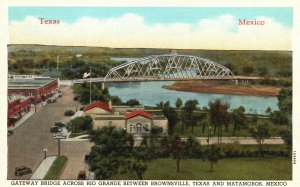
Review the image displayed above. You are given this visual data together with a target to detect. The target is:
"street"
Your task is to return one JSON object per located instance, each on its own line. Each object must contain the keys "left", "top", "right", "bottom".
{"left": 7, "top": 86, "right": 93, "bottom": 179}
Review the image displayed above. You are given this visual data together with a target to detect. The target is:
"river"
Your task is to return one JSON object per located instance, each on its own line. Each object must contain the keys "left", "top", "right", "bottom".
{"left": 106, "top": 81, "right": 278, "bottom": 115}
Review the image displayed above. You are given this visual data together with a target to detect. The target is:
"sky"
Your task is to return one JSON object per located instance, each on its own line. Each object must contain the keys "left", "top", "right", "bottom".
{"left": 9, "top": 7, "right": 293, "bottom": 50}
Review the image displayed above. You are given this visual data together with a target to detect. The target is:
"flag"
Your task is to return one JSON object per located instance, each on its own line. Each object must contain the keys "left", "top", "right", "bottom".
{"left": 83, "top": 71, "right": 91, "bottom": 78}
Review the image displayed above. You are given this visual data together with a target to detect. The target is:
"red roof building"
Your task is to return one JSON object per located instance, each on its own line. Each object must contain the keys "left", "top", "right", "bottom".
{"left": 8, "top": 78, "right": 58, "bottom": 104}
{"left": 8, "top": 96, "right": 31, "bottom": 127}
{"left": 84, "top": 101, "right": 112, "bottom": 112}
{"left": 124, "top": 110, "right": 153, "bottom": 120}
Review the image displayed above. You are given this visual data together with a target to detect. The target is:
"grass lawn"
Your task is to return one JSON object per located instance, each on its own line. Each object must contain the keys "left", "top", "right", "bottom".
{"left": 112, "top": 157, "right": 292, "bottom": 180}
{"left": 44, "top": 156, "right": 68, "bottom": 180}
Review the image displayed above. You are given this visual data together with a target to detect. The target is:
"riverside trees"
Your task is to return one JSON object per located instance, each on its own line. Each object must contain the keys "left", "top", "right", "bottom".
{"left": 209, "top": 99, "right": 230, "bottom": 143}
{"left": 250, "top": 122, "right": 271, "bottom": 159}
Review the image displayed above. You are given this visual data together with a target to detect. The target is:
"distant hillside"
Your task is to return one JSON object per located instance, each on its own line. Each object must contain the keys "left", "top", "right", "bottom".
{"left": 8, "top": 44, "right": 292, "bottom": 78}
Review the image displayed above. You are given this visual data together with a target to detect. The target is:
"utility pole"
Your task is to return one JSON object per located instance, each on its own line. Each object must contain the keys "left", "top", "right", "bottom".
{"left": 56, "top": 55, "right": 59, "bottom": 70}
{"left": 58, "top": 139, "right": 60, "bottom": 156}
{"left": 89, "top": 68, "right": 92, "bottom": 104}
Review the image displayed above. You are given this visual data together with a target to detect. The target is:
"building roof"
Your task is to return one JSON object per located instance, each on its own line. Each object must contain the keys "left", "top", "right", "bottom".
{"left": 124, "top": 110, "right": 153, "bottom": 120}
{"left": 8, "top": 78, "right": 57, "bottom": 89}
{"left": 8, "top": 95, "right": 30, "bottom": 103}
{"left": 83, "top": 101, "right": 112, "bottom": 112}
{"left": 94, "top": 116, "right": 124, "bottom": 120}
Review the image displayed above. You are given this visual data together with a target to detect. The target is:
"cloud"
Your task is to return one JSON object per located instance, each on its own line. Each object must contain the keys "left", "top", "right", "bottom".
{"left": 9, "top": 13, "right": 291, "bottom": 50}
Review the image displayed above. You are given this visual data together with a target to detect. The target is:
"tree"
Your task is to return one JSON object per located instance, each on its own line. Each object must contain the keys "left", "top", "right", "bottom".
{"left": 265, "top": 107, "right": 272, "bottom": 116}
{"left": 209, "top": 99, "right": 229, "bottom": 143}
{"left": 205, "top": 145, "right": 221, "bottom": 172}
{"left": 250, "top": 122, "right": 270, "bottom": 159}
{"left": 161, "top": 101, "right": 179, "bottom": 134}
{"left": 185, "top": 136, "right": 202, "bottom": 158}
{"left": 131, "top": 160, "right": 147, "bottom": 180}
{"left": 89, "top": 126, "right": 134, "bottom": 179}
{"left": 280, "top": 129, "right": 292, "bottom": 147}
{"left": 231, "top": 106, "right": 246, "bottom": 136}
{"left": 200, "top": 117, "right": 210, "bottom": 134}
{"left": 160, "top": 136, "right": 171, "bottom": 157}
{"left": 175, "top": 98, "right": 183, "bottom": 110}
{"left": 258, "top": 67, "right": 268, "bottom": 77}
{"left": 243, "top": 66, "right": 254, "bottom": 75}
{"left": 269, "top": 111, "right": 289, "bottom": 125}
{"left": 175, "top": 98, "right": 184, "bottom": 133}
{"left": 111, "top": 96, "right": 123, "bottom": 105}
{"left": 277, "top": 88, "right": 292, "bottom": 114}
{"left": 126, "top": 99, "right": 140, "bottom": 107}
{"left": 171, "top": 135, "right": 185, "bottom": 172}
{"left": 183, "top": 100, "right": 199, "bottom": 134}
{"left": 74, "top": 82, "right": 111, "bottom": 104}
{"left": 156, "top": 101, "right": 164, "bottom": 109}
{"left": 67, "top": 116, "right": 93, "bottom": 133}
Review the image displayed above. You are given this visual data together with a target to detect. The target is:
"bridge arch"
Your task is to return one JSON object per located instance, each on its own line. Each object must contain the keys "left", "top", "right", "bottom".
{"left": 104, "top": 52, "right": 235, "bottom": 81}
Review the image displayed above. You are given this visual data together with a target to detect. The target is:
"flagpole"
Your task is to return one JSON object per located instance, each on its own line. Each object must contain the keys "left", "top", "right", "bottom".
{"left": 89, "top": 67, "right": 92, "bottom": 104}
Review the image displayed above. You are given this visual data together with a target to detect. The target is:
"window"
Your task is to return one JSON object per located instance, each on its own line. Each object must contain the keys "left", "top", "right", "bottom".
{"left": 130, "top": 124, "right": 133, "bottom": 132}
{"left": 136, "top": 123, "right": 142, "bottom": 133}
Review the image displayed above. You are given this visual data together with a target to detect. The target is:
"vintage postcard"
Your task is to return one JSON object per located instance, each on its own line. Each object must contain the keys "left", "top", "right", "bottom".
{"left": 1, "top": 1, "right": 299, "bottom": 187}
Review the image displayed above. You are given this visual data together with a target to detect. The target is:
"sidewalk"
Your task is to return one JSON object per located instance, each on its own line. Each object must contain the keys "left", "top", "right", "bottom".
{"left": 8, "top": 109, "right": 35, "bottom": 131}
{"left": 30, "top": 156, "right": 57, "bottom": 180}
{"left": 62, "top": 134, "right": 90, "bottom": 142}
{"left": 8, "top": 93, "right": 62, "bottom": 131}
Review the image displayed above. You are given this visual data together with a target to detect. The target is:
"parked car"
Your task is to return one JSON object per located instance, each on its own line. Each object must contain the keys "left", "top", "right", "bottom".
{"left": 47, "top": 99, "right": 56, "bottom": 104}
{"left": 15, "top": 166, "right": 32, "bottom": 176}
{"left": 50, "top": 126, "right": 62, "bottom": 133}
{"left": 54, "top": 122, "right": 65, "bottom": 128}
{"left": 77, "top": 170, "right": 87, "bottom": 180}
{"left": 64, "top": 110, "right": 75, "bottom": 116}
{"left": 8, "top": 130, "right": 14, "bottom": 136}
{"left": 79, "top": 106, "right": 85, "bottom": 111}
{"left": 84, "top": 155, "right": 90, "bottom": 163}
{"left": 73, "top": 96, "right": 80, "bottom": 101}
{"left": 52, "top": 133, "right": 67, "bottom": 139}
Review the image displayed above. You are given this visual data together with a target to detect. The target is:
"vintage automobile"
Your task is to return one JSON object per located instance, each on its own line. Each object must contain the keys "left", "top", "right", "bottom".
{"left": 64, "top": 110, "right": 75, "bottom": 116}
{"left": 50, "top": 126, "right": 62, "bottom": 133}
{"left": 77, "top": 170, "right": 87, "bottom": 180}
{"left": 54, "top": 122, "right": 65, "bottom": 128}
{"left": 15, "top": 166, "right": 32, "bottom": 176}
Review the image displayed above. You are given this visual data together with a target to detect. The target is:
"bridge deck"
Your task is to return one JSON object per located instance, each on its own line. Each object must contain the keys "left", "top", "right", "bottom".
{"left": 71, "top": 76, "right": 264, "bottom": 84}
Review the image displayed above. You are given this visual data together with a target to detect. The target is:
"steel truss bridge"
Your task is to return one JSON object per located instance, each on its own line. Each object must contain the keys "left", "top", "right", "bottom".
{"left": 72, "top": 51, "right": 242, "bottom": 84}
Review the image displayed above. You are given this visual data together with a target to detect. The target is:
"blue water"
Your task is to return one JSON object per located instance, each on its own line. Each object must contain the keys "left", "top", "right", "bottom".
{"left": 111, "top": 57, "right": 137, "bottom": 62}
{"left": 106, "top": 81, "right": 278, "bottom": 115}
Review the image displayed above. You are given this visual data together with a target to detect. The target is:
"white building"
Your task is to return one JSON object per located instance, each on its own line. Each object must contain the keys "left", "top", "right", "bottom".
{"left": 83, "top": 101, "right": 168, "bottom": 134}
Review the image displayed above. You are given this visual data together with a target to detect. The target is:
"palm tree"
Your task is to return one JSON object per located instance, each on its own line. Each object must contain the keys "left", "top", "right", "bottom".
{"left": 171, "top": 135, "right": 185, "bottom": 172}
{"left": 175, "top": 98, "right": 183, "bottom": 133}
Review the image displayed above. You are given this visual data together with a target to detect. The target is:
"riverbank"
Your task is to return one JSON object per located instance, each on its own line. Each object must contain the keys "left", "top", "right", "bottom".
{"left": 162, "top": 81, "right": 280, "bottom": 97}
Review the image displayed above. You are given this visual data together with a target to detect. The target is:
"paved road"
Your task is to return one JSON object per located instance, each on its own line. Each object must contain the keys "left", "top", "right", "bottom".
{"left": 7, "top": 86, "right": 92, "bottom": 180}
{"left": 60, "top": 141, "right": 93, "bottom": 179}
